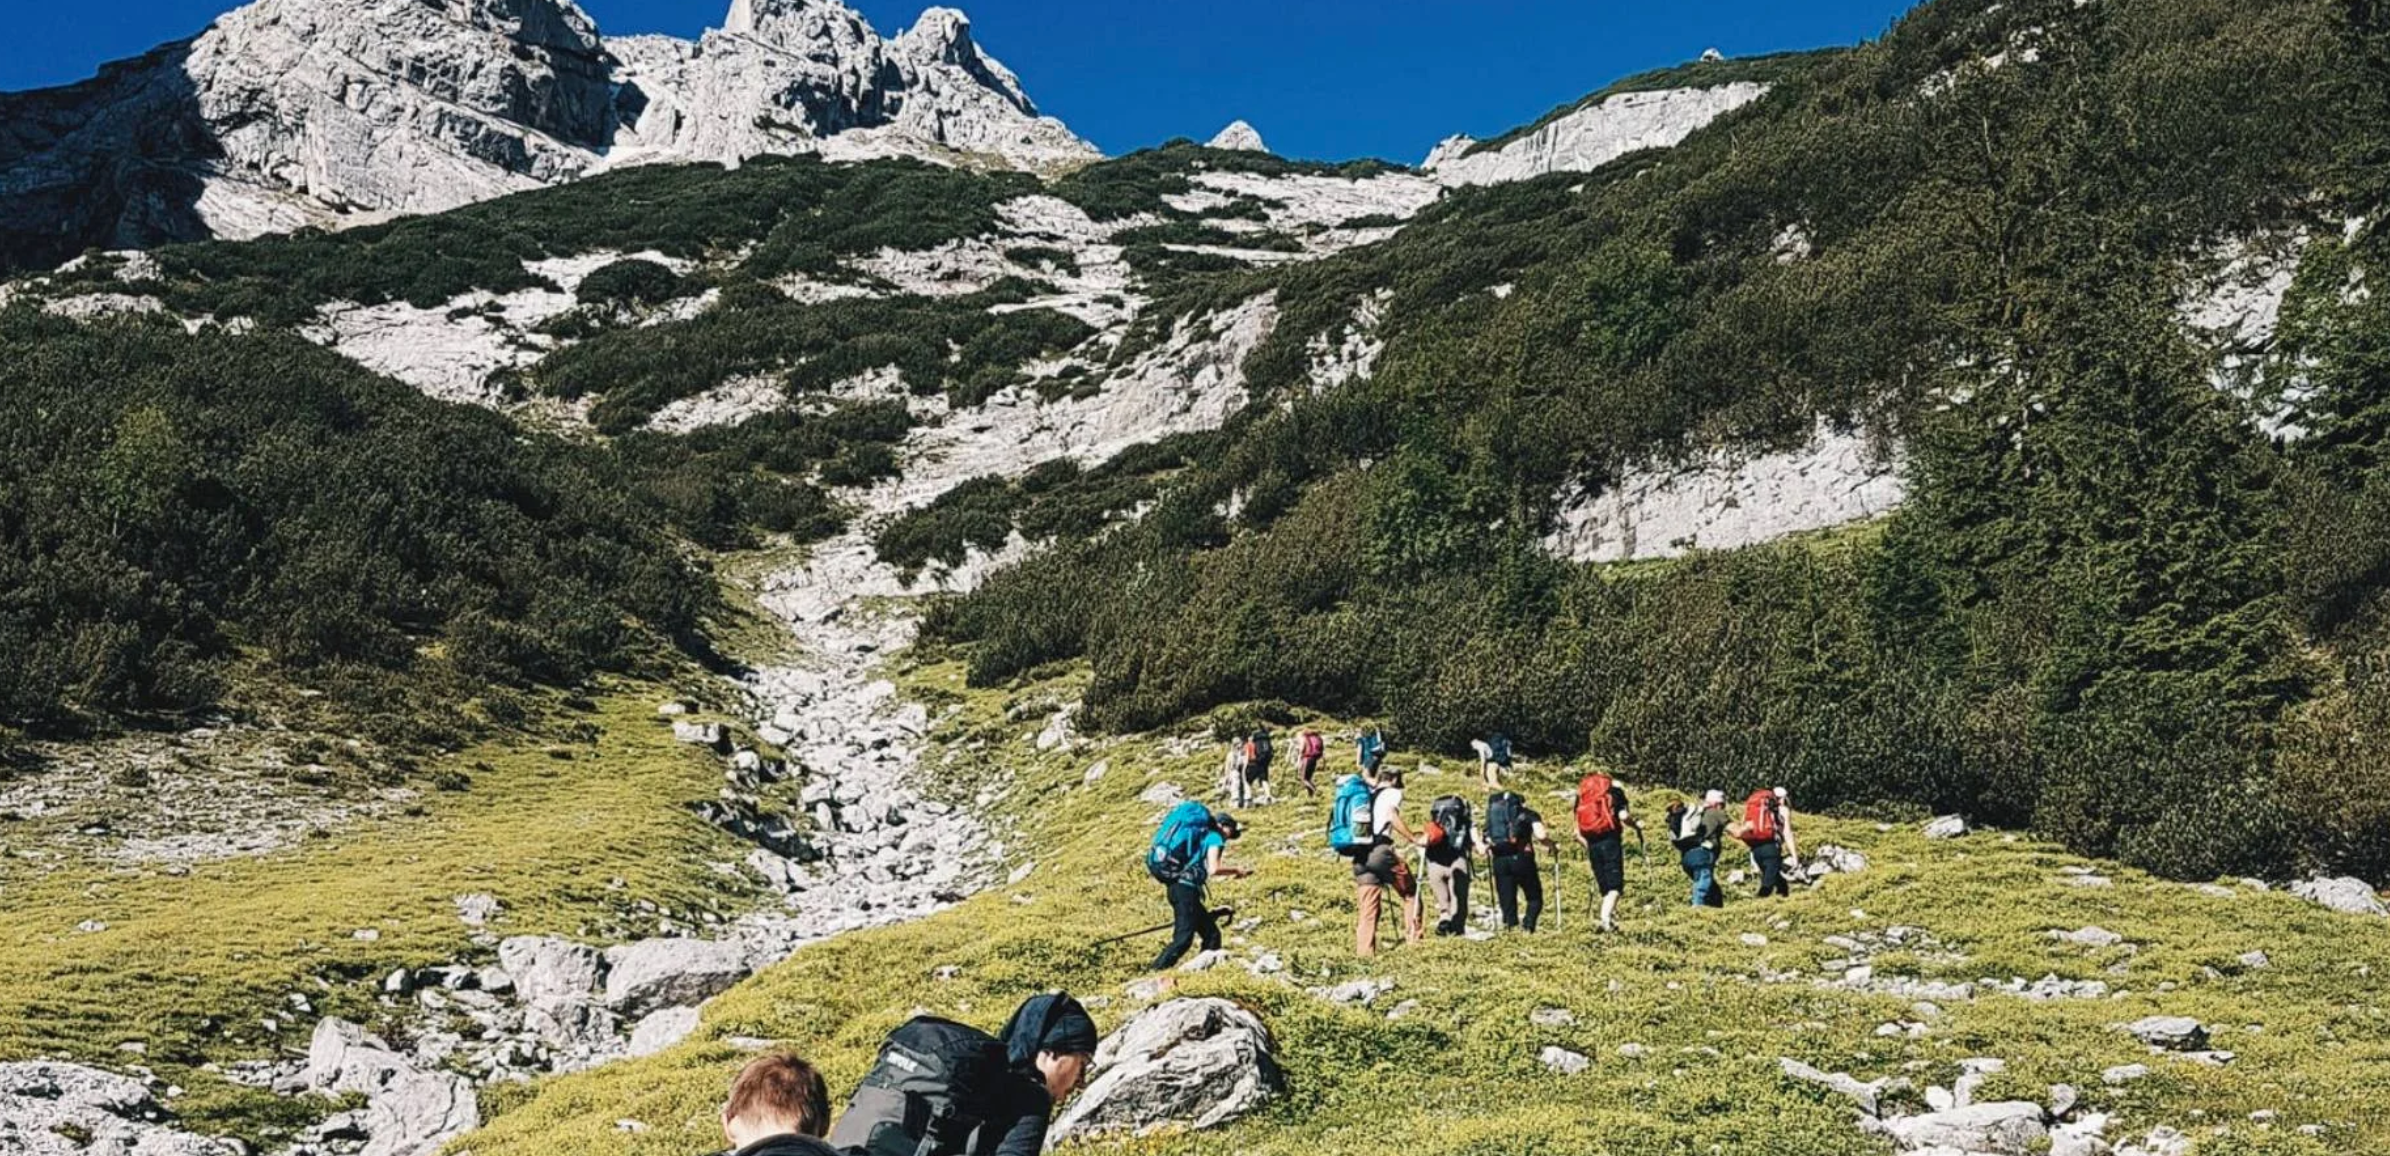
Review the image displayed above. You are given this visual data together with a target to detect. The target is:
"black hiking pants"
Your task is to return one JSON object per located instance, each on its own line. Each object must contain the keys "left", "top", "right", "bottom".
{"left": 1492, "top": 852, "right": 1542, "bottom": 932}
{"left": 1151, "top": 881, "right": 1218, "bottom": 970}
{"left": 1753, "top": 840, "right": 1789, "bottom": 898}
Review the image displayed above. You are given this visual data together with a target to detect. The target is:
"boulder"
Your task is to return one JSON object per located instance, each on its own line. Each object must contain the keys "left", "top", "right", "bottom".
{"left": 1810, "top": 845, "right": 1868, "bottom": 876}
{"left": 673, "top": 721, "right": 727, "bottom": 749}
{"left": 2291, "top": 876, "right": 2387, "bottom": 916}
{"left": 1924, "top": 815, "right": 1969, "bottom": 840}
{"left": 1048, "top": 998, "right": 1280, "bottom": 1142}
{"left": 2121, "top": 1016, "right": 2209, "bottom": 1052}
{"left": 1316, "top": 978, "right": 1393, "bottom": 1006}
{"left": 306, "top": 1018, "right": 480, "bottom": 1156}
{"left": 602, "top": 937, "right": 752, "bottom": 1019}
{"left": 497, "top": 936, "right": 604, "bottom": 1014}
{"left": 2053, "top": 926, "right": 2124, "bottom": 948}
{"left": 0, "top": 1061, "right": 244, "bottom": 1155}
{"left": 1879, "top": 1101, "right": 2049, "bottom": 1154}
{"left": 627, "top": 1006, "right": 703, "bottom": 1058}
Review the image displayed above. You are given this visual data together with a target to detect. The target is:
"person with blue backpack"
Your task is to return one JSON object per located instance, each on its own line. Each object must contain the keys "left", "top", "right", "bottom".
{"left": 1146, "top": 801, "right": 1246, "bottom": 971}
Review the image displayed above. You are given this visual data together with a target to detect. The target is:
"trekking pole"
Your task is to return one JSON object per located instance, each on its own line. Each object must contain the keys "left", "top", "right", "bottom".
{"left": 1089, "top": 906, "right": 1236, "bottom": 948}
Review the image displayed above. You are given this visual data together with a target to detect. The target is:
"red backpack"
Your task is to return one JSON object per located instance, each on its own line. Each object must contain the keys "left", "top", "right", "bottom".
{"left": 1741, "top": 790, "right": 1781, "bottom": 845}
{"left": 1574, "top": 774, "right": 1619, "bottom": 838}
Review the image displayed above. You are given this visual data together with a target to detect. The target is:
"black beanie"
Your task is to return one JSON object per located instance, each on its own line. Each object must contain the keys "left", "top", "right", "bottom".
{"left": 999, "top": 991, "right": 1098, "bottom": 1065}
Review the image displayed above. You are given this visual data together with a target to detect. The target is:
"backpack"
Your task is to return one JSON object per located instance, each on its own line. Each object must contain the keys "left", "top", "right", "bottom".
{"left": 1148, "top": 800, "right": 1215, "bottom": 885}
{"left": 1428, "top": 795, "right": 1474, "bottom": 855}
{"left": 1251, "top": 731, "right": 1273, "bottom": 764}
{"left": 1301, "top": 731, "right": 1324, "bottom": 761}
{"left": 1328, "top": 775, "right": 1378, "bottom": 857}
{"left": 826, "top": 1016, "right": 1011, "bottom": 1156}
{"left": 1740, "top": 790, "right": 1781, "bottom": 846}
{"left": 1485, "top": 790, "right": 1533, "bottom": 854}
{"left": 1667, "top": 805, "right": 1702, "bottom": 852}
{"left": 1487, "top": 733, "right": 1513, "bottom": 766}
{"left": 1357, "top": 730, "right": 1386, "bottom": 771}
{"left": 1574, "top": 773, "right": 1620, "bottom": 839}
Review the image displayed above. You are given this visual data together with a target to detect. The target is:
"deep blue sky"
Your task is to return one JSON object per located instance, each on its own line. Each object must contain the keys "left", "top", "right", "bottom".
{"left": 0, "top": 0, "right": 1918, "bottom": 161}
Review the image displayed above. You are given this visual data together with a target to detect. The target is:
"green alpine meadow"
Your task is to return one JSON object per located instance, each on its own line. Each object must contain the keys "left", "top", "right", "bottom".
{"left": 2, "top": 0, "right": 2389, "bottom": 1153}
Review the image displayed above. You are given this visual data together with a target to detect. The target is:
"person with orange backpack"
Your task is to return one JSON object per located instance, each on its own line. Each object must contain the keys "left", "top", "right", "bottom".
{"left": 1572, "top": 768, "right": 1642, "bottom": 933}
{"left": 1733, "top": 786, "right": 1795, "bottom": 899}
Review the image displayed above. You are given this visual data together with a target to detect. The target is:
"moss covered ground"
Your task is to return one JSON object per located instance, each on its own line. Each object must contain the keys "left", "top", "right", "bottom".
{"left": 453, "top": 657, "right": 2390, "bottom": 1156}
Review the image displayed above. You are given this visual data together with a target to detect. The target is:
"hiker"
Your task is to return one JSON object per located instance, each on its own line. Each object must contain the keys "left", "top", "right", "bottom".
{"left": 1423, "top": 791, "right": 1475, "bottom": 936}
{"left": 1297, "top": 727, "right": 1327, "bottom": 796}
{"left": 1468, "top": 732, "right": 1516, "bottom": 787}
{"left": 1246, "top": 728, "right": 1276, "bottom": 806}
{"left": 1484, "top": 784, "right": 1554, "bottom": 932}
{"left": 720, "top": 1052, "right": 838, "bottom": 1156}
{"left": 1221, "top": 735, "right": 1250, "bottom": 808}
{"left": 1351, "top": 766, "right": 1423, "bottom": 956}
{"left": 825, "top": 991, "right": 1097, "bottom": 1156}
{"left": 1736, "top": 786, "right": 1794, "bottom": 899}
{"left": 1146, "top": 802, "right": 1247, "bottom": 971}
{"left": 1672, "top": 790, "right": 1730, "bottom": 908}
{"left": 1573, "top": 768, "right": 1641, "bottom": 933}
{"left": 1357, "top": 726, "right": 1388, "bottom": 776}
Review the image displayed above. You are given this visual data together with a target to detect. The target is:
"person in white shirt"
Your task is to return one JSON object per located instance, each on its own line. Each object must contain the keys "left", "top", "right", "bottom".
{"left": 1352, "top": 766, "right": 1423, "bottom": 956}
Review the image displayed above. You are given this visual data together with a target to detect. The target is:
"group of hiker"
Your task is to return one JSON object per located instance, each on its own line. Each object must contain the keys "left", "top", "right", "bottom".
{"left": 1163, "top": 727, "right": 1804, "bottom": 962}
{"left": 715, "top": 991, "right": 1100, "bottom": 1156}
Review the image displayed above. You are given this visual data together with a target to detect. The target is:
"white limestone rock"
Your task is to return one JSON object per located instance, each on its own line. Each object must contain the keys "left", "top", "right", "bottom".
{"left": 1543, "top": 424, "right": 1905, "bottom": 564}
{"left": 1049, "top": 998, "right": 1281, "bottom": 1140}
{"left": 1207, "top": 120, "right": 1269, "bottom": 153}
{"left": 602, "top": 937, "right": 753, "bottom": 1019}
{"left": 1426, "top": 83, "right": 1769, "bottom": 187}
{"left": 2292, "top": 875, "right": 2387, "bottom": 916}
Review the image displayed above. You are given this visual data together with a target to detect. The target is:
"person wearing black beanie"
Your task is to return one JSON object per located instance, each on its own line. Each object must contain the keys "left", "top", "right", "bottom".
{"left": 974, "top": 991, "right": 1100, "bottom": 1156}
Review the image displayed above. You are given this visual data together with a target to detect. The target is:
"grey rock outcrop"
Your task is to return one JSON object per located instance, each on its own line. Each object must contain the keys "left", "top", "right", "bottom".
{"left": 496, "top": 935, "right": 605, "bottom": 1014}
{"left": 0, "top": 1062, "right": 242, "bottom": 1155}
{"left": 2291, "top": 875, "right": 2387, "bottom": 916}
{"left": 602, "top": 936, "right": 752, "bottom": 1018}
{"left": 1924, "top": 814, "right": 1970, "bottom": 840}
{"left": 0, "top": 0, "right": 1097, "bottom": 267}
{"left": 306, "top": 1018, "right": 481, "bottom": 1156}
{"left": 1048, "top": 998, "right": 1281, "bottom": 1141}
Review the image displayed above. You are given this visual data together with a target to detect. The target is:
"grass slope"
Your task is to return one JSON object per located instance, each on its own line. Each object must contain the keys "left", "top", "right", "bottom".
{"left": 0, "top": 690, "right": 746, "bottom": 1148}
{"left": 458, "top": 659, "right": 2387, "bottom": 1156}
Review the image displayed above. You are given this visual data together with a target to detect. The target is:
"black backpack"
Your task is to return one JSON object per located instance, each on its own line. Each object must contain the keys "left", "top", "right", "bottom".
{"left": 1250, "top": 730, "right": 1273, "bottom": 764}
{"left": 1485, "top": 791, "right": 1532, "bottom": 853}
{"left": 1429, "top": 794, "right": 1474, "bottom": 855}
{"left": 827, "top": 1016, "right": 1012, "bottom": 1156}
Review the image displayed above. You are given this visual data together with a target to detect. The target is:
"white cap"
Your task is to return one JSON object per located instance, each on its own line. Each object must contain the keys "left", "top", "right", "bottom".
{"left": 1702, "top": 789, "right": 1725, "bottom": 807}
{"left": 1773, "top": 786, "right": 1789, "bottom": 799}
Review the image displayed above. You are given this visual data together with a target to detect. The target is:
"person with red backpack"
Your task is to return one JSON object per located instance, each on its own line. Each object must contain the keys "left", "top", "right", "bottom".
{"left": 1572, "top": 769, "right": 1641, "bottom": 933}
{"left": 1296, "top": 728, "right": 1326, "bottom": 796}
{"left": 1735, "top": 786, "right": 1795, "bottom": 899}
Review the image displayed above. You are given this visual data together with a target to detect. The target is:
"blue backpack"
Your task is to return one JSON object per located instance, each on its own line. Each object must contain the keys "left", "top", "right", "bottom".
{"left": 1357, "top": 730, "right": 1387, "bottom": 772}
{"left": 1487, "top": 733, "right": 1513, "bottom": 767}
{"left": 1149, "top": 800, "right": 1216, "bottom": 884}
{"left": 1328, "top": 776, "right": 1377, "bottom": 858}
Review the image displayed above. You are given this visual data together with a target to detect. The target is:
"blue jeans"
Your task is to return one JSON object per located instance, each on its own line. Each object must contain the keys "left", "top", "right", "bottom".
{"left": 1683, "top": 848, "right": 1722, "bottom": 907}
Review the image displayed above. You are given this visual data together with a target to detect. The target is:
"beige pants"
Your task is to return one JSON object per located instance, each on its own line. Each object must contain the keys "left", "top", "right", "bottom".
{"left": 1426, "top": 858, "right": 1469, "bottom": 931}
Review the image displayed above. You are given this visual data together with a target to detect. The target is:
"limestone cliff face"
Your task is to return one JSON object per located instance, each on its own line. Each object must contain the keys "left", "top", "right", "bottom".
{"left": 1423, "top": 82, "right": 1769, "bottom": 186}
{"left": 0, "top": 0, "right": 1098, "bottom": 269}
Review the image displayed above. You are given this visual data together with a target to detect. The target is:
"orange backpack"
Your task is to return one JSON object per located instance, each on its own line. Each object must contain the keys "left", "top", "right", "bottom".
{"left": 1740, "top": 790, "right": 1781, "bottom": 845}
{"left": 1574, "top": 774, "right": 1619, "bottom": 838}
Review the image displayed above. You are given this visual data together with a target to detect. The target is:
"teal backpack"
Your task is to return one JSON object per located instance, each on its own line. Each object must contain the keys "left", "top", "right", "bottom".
{"left": 1148, "top": 800, "right": 1217, "bottom": 884}
{"left": 1328, "top": 775, "right": 1377, "bottom": 858}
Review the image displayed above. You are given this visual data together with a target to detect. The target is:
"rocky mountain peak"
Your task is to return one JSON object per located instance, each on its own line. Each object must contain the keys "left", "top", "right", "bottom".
{"left": 0, "top": 0, "right": 1101, "bottom": 266}
{"left": 1207, "top": 120, "right": 1268, "bottom": 152}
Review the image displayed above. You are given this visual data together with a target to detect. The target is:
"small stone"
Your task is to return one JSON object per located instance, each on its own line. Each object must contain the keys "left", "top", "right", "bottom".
{"left": 1924, "top": 815, "right": 1969, "bottom": 840}
{"left": 1740, "top": 933, "right": 1769, "bottom": 947}
{"left": 1617, "top": 1043, "right": 1647, "bottom": 1060}
{"left": 1530, "top": 1007, "right": 1576, "bottom": 1027}
{"left": 2121, "top": 1016, "right": 2208, "bottom": 1052}
{"left": 2102, "top": 1063, "right": 2150, "bottom": 1086}
{"left": 1539, "top": 1046, "right": 1591, "bottom": 1075}
{"left": 2237, "top": 950, "right": 2270, "bottom": 970}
